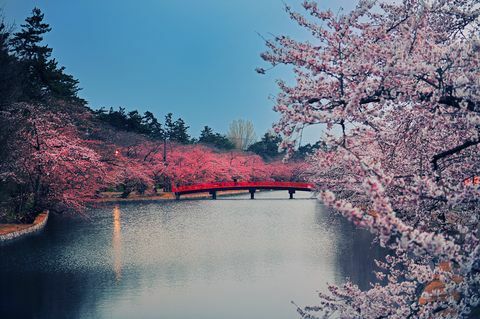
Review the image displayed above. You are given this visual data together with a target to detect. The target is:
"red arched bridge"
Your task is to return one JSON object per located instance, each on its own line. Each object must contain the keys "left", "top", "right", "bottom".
{"left": 172, "top": 181, "right": 315, "bottom": 200}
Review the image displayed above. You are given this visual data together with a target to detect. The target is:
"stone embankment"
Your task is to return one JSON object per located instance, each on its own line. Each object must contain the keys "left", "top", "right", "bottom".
{"left": 0, "top": 211, "right": 49, "bottom": 242}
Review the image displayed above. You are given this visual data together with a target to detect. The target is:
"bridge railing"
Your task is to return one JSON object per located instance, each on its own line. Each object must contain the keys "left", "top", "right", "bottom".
{"left": 172, "top": 181, "right": 315, "bottom": 193}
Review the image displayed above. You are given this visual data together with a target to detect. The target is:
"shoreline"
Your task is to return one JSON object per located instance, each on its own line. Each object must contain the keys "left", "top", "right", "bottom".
{"left": 0, "top": 211, "right": 49, "bottom": 243}
{"left": 90, "top": 189, "right": 250, "bottom": 204}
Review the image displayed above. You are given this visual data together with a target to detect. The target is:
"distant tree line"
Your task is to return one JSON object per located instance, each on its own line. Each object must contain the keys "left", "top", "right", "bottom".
{"left": 93, "top": 107, "right": 235, "bottom": 149}
{"left": 247, "top": 132, "right": 327, "bottom": 161}
{"left": 94, "top": 107, "right": 324, "bottom": 158}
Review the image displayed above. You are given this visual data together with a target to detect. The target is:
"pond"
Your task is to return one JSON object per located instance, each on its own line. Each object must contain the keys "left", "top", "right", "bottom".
{"left": 0, "top": 191, "right": 385, "bottom": 319}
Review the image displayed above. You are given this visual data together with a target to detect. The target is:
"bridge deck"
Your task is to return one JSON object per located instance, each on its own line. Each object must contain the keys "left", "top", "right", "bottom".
{"left": 172, "top": 181, "right": 315, "bottom": 197}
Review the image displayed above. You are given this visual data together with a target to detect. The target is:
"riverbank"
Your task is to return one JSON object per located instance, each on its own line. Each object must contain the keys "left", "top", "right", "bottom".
{"left": 92, "top": 190, "right": 250, "bottom": 203}
{"left": 0, "top": 211, "right": 49, "bottom": 242}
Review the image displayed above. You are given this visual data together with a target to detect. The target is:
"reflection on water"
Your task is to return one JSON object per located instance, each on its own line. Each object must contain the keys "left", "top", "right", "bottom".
{"left": 113, "top": 205, "right": 122, "bottom": 281}
{"left": 0, "top": 191, "right": 385, "bottom": 319}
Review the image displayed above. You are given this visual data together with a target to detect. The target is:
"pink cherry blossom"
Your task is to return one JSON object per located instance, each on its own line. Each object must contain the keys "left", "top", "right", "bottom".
{"left": 260, "top": 0, "right": 480, "bottom": 317}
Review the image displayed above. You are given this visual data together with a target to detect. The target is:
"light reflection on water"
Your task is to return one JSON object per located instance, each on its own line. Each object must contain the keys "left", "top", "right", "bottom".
{"left": 113, "top": 205, "right": 122, "bottom": 281}
{"left": 0, "top": 191, "right": 385, "bottom": 319}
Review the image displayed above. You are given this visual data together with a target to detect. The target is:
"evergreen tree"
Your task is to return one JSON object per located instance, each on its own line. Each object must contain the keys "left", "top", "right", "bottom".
{"left": 292, "top": 141, "right": 328, "bottom": 160}
{"left": 247, "top": 132, "right": 284, "bottom": 160}
{"left": 94, "top": 107, "right": 128, "bottom": 130}
{"left": 10, "top": 8, "right": 83, "bottom": 103}
{"left": 199, "top": 126, "right": 214, "bottom": 141}
{"left": 171, "top": 118, "right": 190, "bottom": 144}
{"left": 0, "top": 21, "right": 21, "bottom": 106}
{"left": 164, "top": 113, "right": 190, "bottom": 144}
{"left": 164, "top": 113, "right": 175, "bottom": 140}
{"left": 10, "top": 8, "right": 52, "bottom": 61}
{"left": 142, "top": 111, "right": 164, "bottom": 140}
{"left": 125, "top": 110, "right": 145, "bottom": 133}
{"left": 198, "top": 126, "right": 235, "bottom": 150}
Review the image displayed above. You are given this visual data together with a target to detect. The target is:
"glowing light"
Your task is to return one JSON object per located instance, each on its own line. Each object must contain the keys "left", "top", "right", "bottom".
{"left": 112, "top": 205, "right": 122, "bottom": 281}
{"left": 464, "top": 176, "right": 480, "bottom": 186}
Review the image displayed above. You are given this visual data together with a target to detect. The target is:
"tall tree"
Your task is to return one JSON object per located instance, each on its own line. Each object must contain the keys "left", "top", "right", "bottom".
{"left": 164, "top": 113, "right": 190, "bottom": 144}
{"left": 227, "top": 119, "right": 256, "bottom": 150}
{"left": 10, "top": 7, "right": 83, "bottom": 103}
{"left": 198, "top": 126, "right": 235, "bottom": 150}
{"left": 171, "top": 118, "right": 190, "bottom": 144}
{"left": 247, "top": 132, "right": 284, "bottom": 160}
{"left": 0, "top": 21, "right": 21, "bottom": 106}
{"left": 292, "top": 141, "right": 327, "bottom": 160}
{"left": 260, "top": 0, "right": 480, "bottom": 317}
{"left": 142, "top": 111, "right": 164, "bottom": 140}
{"left": 199, "top": 126, "right": 214, "bottom": 140}
{"left": 164, "top": 113, "right": 175, "bottom": 140}
{"left": 125, "top": 110, "right": 145, "bottom": 133}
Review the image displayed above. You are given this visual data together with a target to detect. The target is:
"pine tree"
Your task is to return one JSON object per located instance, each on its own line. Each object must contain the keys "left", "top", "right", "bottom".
{"left": 199, "top": 126, "right": 214, "bottom": 141}
{"left": 0, "top": 22, "right": 21, "bottom": 106}
{"left": 143, "top": 111, "right": 164, "bottom": 140}
{"left": 247, "top": 132, "right": 284, "bottom": 160}
{"left": 199, "top": 126, "right": 234, "bottom": 150}
{"left": 10, "top": 8, "right": 52, "bottom": 61}
{"left": 10, "top": 7, "right": 83, "bottom": 103}
{"left": 164, "top": 113, "right": 176, "bottom": 140}
{"left": 171, "top": 118, "right": 190, "bottom": 144}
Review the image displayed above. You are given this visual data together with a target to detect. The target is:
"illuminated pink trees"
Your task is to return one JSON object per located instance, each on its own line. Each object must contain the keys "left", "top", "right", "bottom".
{"left": 0, "top": 106, "right": 307, "bottom": 219}
{"left": 111, "top": 143, "right": 308, "bottom": 190}
{"left": 260, "top": 0, "right": 479, "bottom": 317}
{"left": 1, "top": 104, "right": 109, "bottom": 218}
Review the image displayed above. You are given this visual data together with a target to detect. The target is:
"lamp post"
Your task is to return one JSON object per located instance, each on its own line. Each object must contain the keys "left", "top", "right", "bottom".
{"left": 163, "top": 137, "right": 171, "bottom": 192}
{"left": 163, "top": 137, "right": 167, "bottom": 163}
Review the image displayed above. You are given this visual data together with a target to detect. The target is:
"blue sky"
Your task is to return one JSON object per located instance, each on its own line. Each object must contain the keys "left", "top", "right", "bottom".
{"left": 0, "top": 0, "right": 354, "bottom": 141}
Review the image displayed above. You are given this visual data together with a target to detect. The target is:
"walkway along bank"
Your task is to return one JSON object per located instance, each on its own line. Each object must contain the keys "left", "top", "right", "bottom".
{"left": 0, "top": 211, "right": 49, "bottom": 242}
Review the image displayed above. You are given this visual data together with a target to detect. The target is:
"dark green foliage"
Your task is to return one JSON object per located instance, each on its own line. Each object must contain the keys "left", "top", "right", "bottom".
{"left": 9, "top": 7, "right": 84, "bottom": 104}
{"left": 10, "top": 8, "right": 52, "bottom": 61}
{"left": 0, "top": 22, "right": 22, "bottom": 106}
{"left": 164, "top": 113, "right": 175, "bottom": 139}
{"left": 143, "top": 111, "right": 164, "bottom": 139}
{"left": 247, "top": 132, "right": 284, "bottom": 160}
{"left": 164, "top": 113, "right": 190, "bottom": 144}
{"left": 94, "top": 107, "right": 129, "bottom": 130}
{"left": 94, "top": 108, "right": 191, "bottom": 144}
{"left": 170, "top": 118, "right": 190, "bottom": 144}
{"left": 125, "top": 110, "right": 147, "bottom": 133}
{"left": 248, "top": 132, "right": 327, "bottom": 160}
{"left": 292, "top": 141, "right": 327, "bottom": 160}
{"left": 198, "top": 126, "right": 235, "bottom": 150}
{"left": 94, "top": 107, "right": 163, "bottom": 138}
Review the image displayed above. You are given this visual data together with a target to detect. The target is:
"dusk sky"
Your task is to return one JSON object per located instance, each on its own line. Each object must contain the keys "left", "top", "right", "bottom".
{"left": 1, "top": 0, "right": 354, "bottom": 141}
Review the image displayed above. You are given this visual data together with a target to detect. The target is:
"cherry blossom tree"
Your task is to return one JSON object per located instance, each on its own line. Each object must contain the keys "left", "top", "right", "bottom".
{"left": 259, "top": 0, "right": 480, "bottom": 317}
{"left": 0, "top": 103, "right": 109, "bottom": 220}
{"left": 0, "top": 101, "right": 309, "bottom": 221}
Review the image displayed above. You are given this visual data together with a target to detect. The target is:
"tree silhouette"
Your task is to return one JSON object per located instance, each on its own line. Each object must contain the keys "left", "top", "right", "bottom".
{"left": 199, "top": 126, "right": 234, "bottom": 150}
{"left": 10, "top": 7, "right": 83, "bottom": 103}
{"left": 247, "top": 132, "right": 284, "bottom": 160}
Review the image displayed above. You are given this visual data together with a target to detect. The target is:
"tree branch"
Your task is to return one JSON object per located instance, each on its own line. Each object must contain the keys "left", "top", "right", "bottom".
{"left": 431, "top": 139, "right": 480, "bottom": 171}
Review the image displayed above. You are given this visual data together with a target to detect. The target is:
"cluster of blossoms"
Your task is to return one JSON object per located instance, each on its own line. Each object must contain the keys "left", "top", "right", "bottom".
{"left": 0, "top": 103, "right": 109, "bottom": 216}
{"left": 0, "top": 102, "right": 307, "bottom": 218}
{"left": 260, "top": 0, "right": 480, "bottom": 318}
{"left": 103, "top": 142, "right": 308, "bottom": 195}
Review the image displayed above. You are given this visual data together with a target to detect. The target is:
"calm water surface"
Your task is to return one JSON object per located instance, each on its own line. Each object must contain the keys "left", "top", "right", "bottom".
{"left": 0, "top": 191, "right": 384, "bottom": 319}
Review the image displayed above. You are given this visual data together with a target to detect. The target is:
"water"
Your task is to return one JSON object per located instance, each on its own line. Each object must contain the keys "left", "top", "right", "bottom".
{"left": 0, "top": 191, "right": 384, "bottom": 319}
